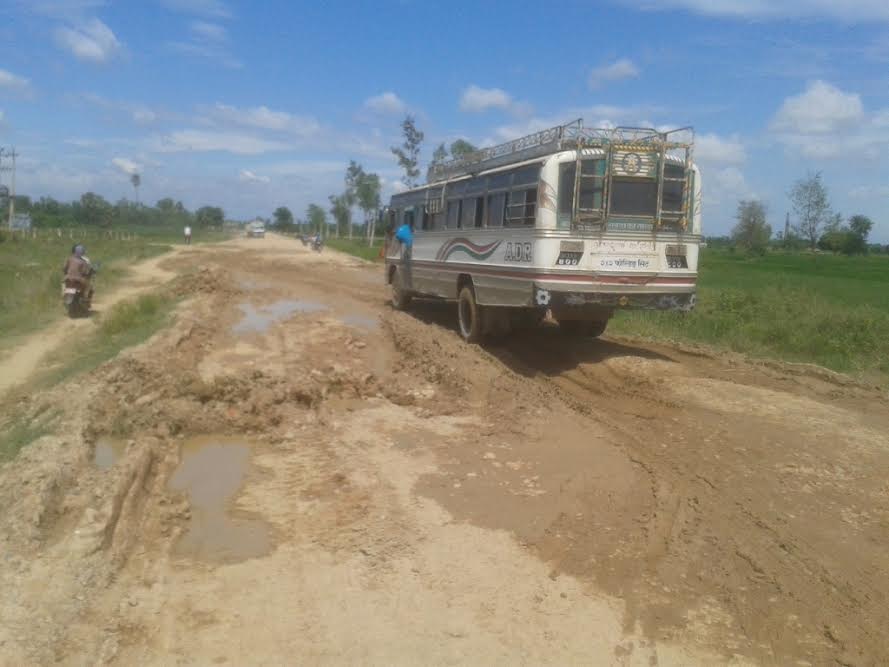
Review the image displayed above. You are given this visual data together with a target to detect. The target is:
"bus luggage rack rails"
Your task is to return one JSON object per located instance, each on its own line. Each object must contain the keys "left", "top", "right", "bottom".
{"left": 429, "top": 119, "right": 694, "bottom": 182}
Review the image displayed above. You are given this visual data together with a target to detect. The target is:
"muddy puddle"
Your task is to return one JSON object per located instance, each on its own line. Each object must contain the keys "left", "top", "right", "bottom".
{"left": 168, "top": 435, "right": 271, "bottom": 563}
{"left": 233, "top": 300, "right": 326, "bottom": 334}
{"left": 93, "top": 436, "right": 127, "bottom": 470}
{"left": 233, "top": 299, "right": 378, "bottom": 334}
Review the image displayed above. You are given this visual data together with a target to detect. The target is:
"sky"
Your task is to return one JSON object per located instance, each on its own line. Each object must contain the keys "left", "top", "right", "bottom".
{"left": 0, "top": 0, "right": 887, "bottom": 241}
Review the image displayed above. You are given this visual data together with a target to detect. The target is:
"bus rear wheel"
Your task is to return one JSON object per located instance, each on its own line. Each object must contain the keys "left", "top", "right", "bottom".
{"left": 560, "top": 319, "right": 608, "bottom": 338}
{"left": 391, "top": 269, "right": 412, "bottom": 310}
{"left": 458, "top": 286, "right": 485, "bottom": 343}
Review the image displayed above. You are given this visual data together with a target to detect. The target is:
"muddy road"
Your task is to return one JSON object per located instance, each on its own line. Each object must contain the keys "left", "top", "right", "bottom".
{"left": 1, "top": 234, "right": 887, "bottom": 666}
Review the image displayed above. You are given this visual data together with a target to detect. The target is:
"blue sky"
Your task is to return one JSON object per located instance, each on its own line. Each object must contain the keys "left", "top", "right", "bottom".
{"left": 0, "top": 0, "right": 887, "bottom": 240}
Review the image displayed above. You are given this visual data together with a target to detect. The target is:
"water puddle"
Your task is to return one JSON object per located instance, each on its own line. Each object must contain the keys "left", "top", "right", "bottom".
{"left": 93, "top": 436, "right": 127, "bottom": 470}
{"left": 168, "top": 436, "right": 272, "bottom": 563}
{"left": 232, "top": 300, "right": 327, "bottom": 334}
{"left": 339, "top": 313, "right": 379, "bottom": 330}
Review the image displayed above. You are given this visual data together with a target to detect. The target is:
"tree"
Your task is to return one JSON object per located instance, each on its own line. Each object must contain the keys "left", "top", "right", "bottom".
{"left": 356, "top": 171, "right": 381, "bottom": 245}
{"left": 790, "top": 172, "right": 831, "bottom": 250}
{"left": 329, "top": 194, "right": 350, "bottom": 238}
{"left": 273, "top": 206, "right": 294, "bottom": 229}
{"left": 306, "top": 204, "right": 327, "bottom": 237}
{"left": 195, "top": 206, "right": 224, "bottom": 228}
{"left": 130, "top": 173, "right": 141, "bottom": 204}
{"left": 344, "top": 161, "right": 365, "bottom": 239}
{"left": 731, "top": 200, "right": 772, "bottom": 255}
{"left": 449, "top": 139, "right": 477, "bottom": 159}
{"left": 391, "top": 114, "right": 424, "bottom": 189}
{"left": 77, "top": 192, "right": 112, "bottom": 227}
{"left": 849, "top": 214, "right": 874, "bottom": 243}
{"left": 427, "top": 143, "right": 449, "bottom": 182}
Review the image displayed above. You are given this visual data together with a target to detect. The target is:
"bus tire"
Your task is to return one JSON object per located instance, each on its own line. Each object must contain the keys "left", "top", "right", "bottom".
{"left": 391, "top": 269, "right": 412, "bottom": 310}
{"left": 560, "top": 319, "right": 608, "bottom": 338}
{"left": 458, "top": 286, "right": 485, "bottom": 343}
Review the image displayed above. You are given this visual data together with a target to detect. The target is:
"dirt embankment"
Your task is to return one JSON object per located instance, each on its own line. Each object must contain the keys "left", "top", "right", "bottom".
{"left": 1, "top": 234, "right": 887, "bottom": 666}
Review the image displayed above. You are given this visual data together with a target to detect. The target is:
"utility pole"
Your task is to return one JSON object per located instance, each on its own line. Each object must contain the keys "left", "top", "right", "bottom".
{"left": 0, "top": 147, "right": 18, "bottom": 229}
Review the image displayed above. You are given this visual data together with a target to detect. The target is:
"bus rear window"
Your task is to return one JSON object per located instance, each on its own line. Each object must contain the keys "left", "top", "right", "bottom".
{"left": 610, "top": 179, "right": 657, "bottom": 216}
{"left": 559, "top": 160, "right": 604, "bottom": 216}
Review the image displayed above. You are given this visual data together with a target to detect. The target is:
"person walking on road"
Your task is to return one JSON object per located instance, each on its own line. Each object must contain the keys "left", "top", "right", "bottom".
{"left": 184, "top": 225, "right": 192, "bottom": 245}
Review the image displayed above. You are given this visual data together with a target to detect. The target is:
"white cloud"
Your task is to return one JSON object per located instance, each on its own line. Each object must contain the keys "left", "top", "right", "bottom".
{"left": 0, "top": 68, "right": 30, "bottom": 90}
{"left": 112, "top": 157, "right": 140, "bottom": 175}
{"left": 709, "top": 166, "right": 755, "bottom": 206}
{"left": 363, "top": 92, "right": 407, "bottom": 115}
{"left": 588, "top": 58, "right": 640, "bottom": 89}
{"left": 850, "top": 184, "right": 889, "bottom": 199}
{"left": 460, "top": 85, "right": 515, "bottom": 113}
{"left": 695, "top": 133, "right": 746, "bottom": 165}
{"left": 238, "top": 169, "right": 270, "bottom": 184}
{"left": 207, "top": 103, "right": 321, "bottom": 137}
{"left": 160, "top": 0, "right": 231, "bottom": 18}
{"left": 619, "top": 0, "right": 889, "bottom": 22}
{"left": 132, "top": 108, "right": 158, "bottom": 124}
{"left": 190, "top": 21, "right": 227, "bottom": 42}
{"left": 770, "top": 81, "right": 888, "bottom": 159}
{"left": 54, "top": 18, "right": 122, "bottom": 63}
{"left": 158, "top": 129, "right": 291, "bottom": 155}
{"left": 771, "top": 80, "right": 863, "bottom": 134}
{"left": 168, "top": 40, "right": 242, "bottom": 69}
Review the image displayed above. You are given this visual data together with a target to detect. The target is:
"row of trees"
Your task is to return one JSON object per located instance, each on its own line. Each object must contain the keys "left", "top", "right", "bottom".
{"left": 269, "top": 115, "right": 480, "bottom": 245}
{"left": 8, "top": 192, "right": 228, "bottom": 229}
{"left": 731, "top": 172, "right": 877, "bottom": 255}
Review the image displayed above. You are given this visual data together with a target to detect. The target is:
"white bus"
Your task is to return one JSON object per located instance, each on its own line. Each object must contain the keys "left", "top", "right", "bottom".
{"left": 384, "top": 120, "right": 701, "bottom": 342}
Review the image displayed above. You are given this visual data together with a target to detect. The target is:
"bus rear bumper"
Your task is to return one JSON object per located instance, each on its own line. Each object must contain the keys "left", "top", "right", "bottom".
{"left": 534, "top": 284, "right": 697, "bottom": 312}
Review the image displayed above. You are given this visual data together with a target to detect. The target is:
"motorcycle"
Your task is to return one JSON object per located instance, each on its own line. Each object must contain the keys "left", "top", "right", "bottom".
{"left": 312, "top": 237, "right": 323, "bottom": 253}
{"left": 62, "top": 260, "right": 98, "bottom": 318}
{"left": 300, "top": 235, "right": 309, "bottom": 246}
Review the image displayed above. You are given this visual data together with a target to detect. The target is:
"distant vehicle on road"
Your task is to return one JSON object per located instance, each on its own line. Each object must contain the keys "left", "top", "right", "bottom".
{"left": 384, "top": 119, "right": 702, "bottom": 342}
{"left": 246, "top": 220, "right": 266, "bottom": 238}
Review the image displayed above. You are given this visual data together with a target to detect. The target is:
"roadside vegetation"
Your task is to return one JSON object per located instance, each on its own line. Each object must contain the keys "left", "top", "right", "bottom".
{"left": 612, "top": 249, "right": 889, "bottom": 383}
{"left": 32, "top": 292, "right": 176, "bottom": 391}
{"left": 326, "top": 238, "right": 385, "bottom": 261}
{"left": 0, "top": 193, "right": 231, "bottom": 348}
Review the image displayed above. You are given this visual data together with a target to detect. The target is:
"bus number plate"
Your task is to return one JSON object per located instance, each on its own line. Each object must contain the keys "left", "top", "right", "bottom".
{"left": 556, "top": 252, "right": 583, "bottom": 266}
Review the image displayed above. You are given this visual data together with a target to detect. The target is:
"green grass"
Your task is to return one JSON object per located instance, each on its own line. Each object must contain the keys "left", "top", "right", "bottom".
{"left": 610, "top": 250, "right": 889, "bottom": 382}
{"left": 32, "top": 292, "right": 176, "bottom": 391}
{"left": 0, "top": 226, "right": 228, "bottom": 350}
{"left": 326, "top": 237, "right": 385, "bottom": 262}
{"left": 0, "top": 407, "right": 61, "bottom": 462}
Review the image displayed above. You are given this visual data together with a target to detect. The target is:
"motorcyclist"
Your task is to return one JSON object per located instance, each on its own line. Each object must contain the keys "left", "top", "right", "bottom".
{"left": 63, "top": 244, "right": 95, "bottom": 300}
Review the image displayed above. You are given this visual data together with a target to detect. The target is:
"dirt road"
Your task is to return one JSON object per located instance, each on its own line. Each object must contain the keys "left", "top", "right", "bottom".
{"left": 1, "top": 234, "right": 887, "bottom": 665}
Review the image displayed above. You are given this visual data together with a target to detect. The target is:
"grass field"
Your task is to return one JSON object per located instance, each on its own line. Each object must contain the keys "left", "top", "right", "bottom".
{"left": 326, "top": 237, "right": 385, "bottom": 262}
{"left": 0, "top": 226, "right": 226, "bottom": 349}
{"left": 610, "top": 250, "right": 889, "bottom": 383}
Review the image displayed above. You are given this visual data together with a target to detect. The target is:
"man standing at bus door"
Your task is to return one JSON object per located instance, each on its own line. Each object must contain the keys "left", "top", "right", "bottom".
{"left": 395, "top": 216, "right": 414, "bottom": 290}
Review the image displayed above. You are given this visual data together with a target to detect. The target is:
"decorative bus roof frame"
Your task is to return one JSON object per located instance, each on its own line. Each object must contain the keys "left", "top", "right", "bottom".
{"left": 428, "top": 119, "right": 695, "bottom": 184}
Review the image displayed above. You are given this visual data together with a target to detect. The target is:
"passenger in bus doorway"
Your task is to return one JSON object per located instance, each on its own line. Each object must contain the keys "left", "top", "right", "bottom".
{"left": 395, "top": 216, "right": 414, "bottom": 289}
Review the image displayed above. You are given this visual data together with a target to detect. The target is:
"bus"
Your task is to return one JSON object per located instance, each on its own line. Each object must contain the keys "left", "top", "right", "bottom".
{"left": 384, "top": 119, "right": 701, "bottom": 342}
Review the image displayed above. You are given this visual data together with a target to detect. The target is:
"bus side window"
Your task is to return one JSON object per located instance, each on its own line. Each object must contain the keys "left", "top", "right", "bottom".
{"left": 486, "top": 192, "right": 506, "bottom": 227}
{"left": 446, "top": 200, "right": 461, "bottom": 229}
{"left": 461, "top": 197, "right": 484, "bottom": 229}
{"left": 506, "top": 188, "right": 535, "bottom": 226}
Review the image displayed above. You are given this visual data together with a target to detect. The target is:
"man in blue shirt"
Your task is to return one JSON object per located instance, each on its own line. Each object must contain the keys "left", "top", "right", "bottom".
{"left": 394, "top": 218, "right": 413, "bottom": 288}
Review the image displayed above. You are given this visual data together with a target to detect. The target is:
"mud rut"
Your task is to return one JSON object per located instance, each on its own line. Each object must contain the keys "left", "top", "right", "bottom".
{"left": 1, "top": 235, "right": 887, "bottom": 666}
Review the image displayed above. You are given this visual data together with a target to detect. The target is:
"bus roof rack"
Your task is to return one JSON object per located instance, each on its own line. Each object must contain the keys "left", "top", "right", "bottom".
{"left": 428, "top": 119, "right": 694, "bottom": 183}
